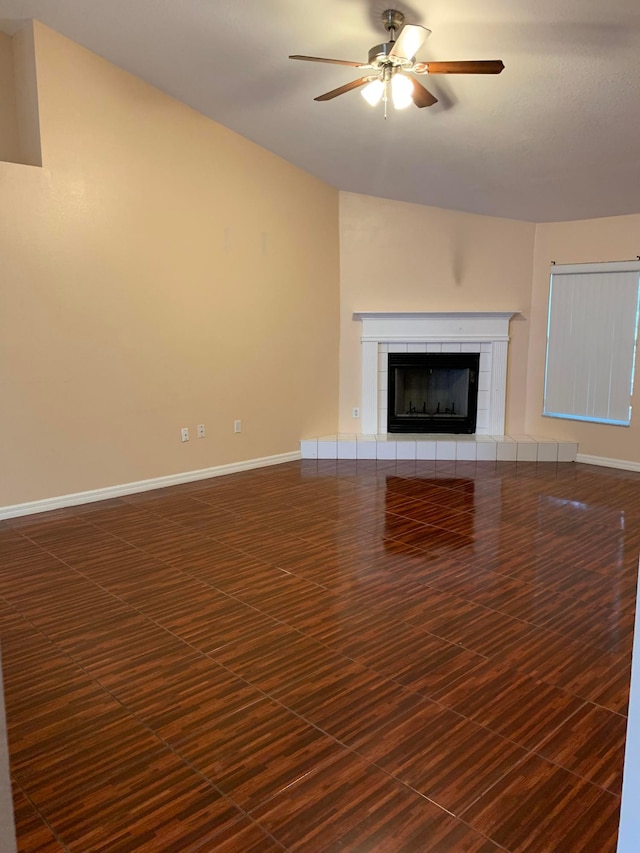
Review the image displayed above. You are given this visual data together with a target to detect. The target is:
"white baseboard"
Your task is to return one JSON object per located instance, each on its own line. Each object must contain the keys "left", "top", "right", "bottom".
{"left": 0, "top": 451, "right": 301, "bottom": 520}
{"left": 576, "top": 453, "right": 640, "bottom": 472}
{"left": 4, "top": 449, "right": 635, "bottom": 520}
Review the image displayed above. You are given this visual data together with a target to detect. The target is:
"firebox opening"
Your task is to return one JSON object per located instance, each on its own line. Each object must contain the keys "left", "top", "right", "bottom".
{"left": 387, "top": 353, "right": 480, "bottom": 434}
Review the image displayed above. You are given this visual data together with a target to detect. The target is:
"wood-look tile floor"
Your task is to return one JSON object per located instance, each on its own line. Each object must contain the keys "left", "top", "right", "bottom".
{"left": 0, "top": 459, "right": 637, "bottom": 852}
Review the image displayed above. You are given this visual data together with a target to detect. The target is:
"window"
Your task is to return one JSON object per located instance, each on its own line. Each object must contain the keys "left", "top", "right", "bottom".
{"left": 543, "top": 261, "right": 640, "bottom": 426}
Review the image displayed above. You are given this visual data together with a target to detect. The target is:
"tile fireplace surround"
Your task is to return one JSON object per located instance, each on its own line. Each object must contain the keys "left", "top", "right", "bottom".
{"left": 301, "top": 312, "right": 578, "bottom": 463}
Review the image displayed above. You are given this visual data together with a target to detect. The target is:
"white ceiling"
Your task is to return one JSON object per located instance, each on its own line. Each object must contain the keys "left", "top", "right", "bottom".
{"left": 2, "top": 0, "right": 640, "bottom": 222}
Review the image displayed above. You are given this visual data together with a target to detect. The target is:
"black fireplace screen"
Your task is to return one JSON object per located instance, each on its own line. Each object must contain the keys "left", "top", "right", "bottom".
{"left": 387, "top": 352, "right": 480, "bottom": 433}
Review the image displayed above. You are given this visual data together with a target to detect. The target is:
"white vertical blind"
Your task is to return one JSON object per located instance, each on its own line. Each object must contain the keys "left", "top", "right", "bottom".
{"left": 544, "top": 262, "right": 640, "bottom": 426}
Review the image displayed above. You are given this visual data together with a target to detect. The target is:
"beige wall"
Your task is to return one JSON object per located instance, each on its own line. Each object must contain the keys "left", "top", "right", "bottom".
{"left": 338, "top": 192, "right": 536, "bottom": 434}
{"left": 526, "top": 214, "right": 640, "bottom": 461}
{"left": 0, "top": 22, "right": 340, "bottom": 507}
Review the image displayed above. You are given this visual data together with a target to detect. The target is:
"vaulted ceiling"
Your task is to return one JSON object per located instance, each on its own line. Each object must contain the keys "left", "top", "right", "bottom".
{"left": 2, "top": 0, "right": 640, "bottom": 222}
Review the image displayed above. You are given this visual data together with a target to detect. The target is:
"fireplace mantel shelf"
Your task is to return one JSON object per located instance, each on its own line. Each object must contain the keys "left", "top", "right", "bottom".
{"left": 353, "top": 312, "right": 520, "bottom": 343}
{"left": 353, "top": 312, "right": 520, "bottom": 319}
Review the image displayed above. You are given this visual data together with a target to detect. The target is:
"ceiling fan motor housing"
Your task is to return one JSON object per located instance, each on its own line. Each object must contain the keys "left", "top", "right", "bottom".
{"left": 368, "top": 42, "right": 411, "bottom": 69}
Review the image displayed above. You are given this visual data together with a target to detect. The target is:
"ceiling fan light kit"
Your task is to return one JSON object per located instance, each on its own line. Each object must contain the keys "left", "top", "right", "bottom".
{"left": 390, "top": 73, "right": 414, "bottom": 109}
{"left": 361, "top": 69, "right": 414, "bottom": 113}
{"left": 289, "top": 8, "right": 504, "bottom": 114}
{"left": 361, "top": 78, "right": 384, "bottom": 107}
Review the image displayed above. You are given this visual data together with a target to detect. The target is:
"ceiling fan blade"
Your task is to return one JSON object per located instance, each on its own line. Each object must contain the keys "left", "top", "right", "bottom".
{"left": 411, "top": 79, "right": 438, "bottom": 108}
{"left": 289, "top": 55, "right": 367, "bottom": 68}
{"left": 416, "top": 60, "right": 505, "bottom": 75}
{"left": 389, "top": 24, "right": 430, "bottom": 61}
{"left": 314, "top": 77, "right": 370, "bottom": 101}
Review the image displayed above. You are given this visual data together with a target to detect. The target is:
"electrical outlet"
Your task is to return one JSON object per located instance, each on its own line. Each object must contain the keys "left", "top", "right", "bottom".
{"left": 233, "top": 420, "right": 242, "bottom": 434}
{"left": 197, "top": 423, "right": 205, "bottom": 439}
{"left": 352, "top": 407, "right": 360, "bottom": 419}
{"left": 180, "top": 427, "right": 189, "bottom": 442}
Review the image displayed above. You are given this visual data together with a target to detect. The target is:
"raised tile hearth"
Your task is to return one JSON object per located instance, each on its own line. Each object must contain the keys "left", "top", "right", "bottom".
{"left": 300, "top": 434, "right": 578, "bottom": 462}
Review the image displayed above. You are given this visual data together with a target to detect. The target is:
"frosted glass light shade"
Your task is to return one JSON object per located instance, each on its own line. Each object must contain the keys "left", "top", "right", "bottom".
{"left": 361, "top": 79, "right": 384, "bottom": 106}
{"left": 391, "top": 73, "right": 413, "bottom": 109}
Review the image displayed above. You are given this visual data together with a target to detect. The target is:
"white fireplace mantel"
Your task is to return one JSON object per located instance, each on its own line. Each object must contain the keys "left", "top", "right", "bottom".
{"left": 353, "top": 311, "right": 518, "bottom": 436}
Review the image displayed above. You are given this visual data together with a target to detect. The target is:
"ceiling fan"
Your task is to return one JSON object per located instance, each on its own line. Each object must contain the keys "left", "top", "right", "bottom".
{"left": 290, "top": 9, "right": 504, "bottom": 113}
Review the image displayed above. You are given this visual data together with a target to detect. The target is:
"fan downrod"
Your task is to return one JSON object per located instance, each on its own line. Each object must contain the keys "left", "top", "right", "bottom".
{"left": 382, "top": 9, "right": 405, "bottom": 35}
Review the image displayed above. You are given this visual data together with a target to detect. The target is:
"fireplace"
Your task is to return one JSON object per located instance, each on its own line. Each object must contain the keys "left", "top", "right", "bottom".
{"left": 354, "top": 312, "right": 517, "bottom": 435}
{"left": 387, "top": 352, "right": 480, "bottom": 434}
